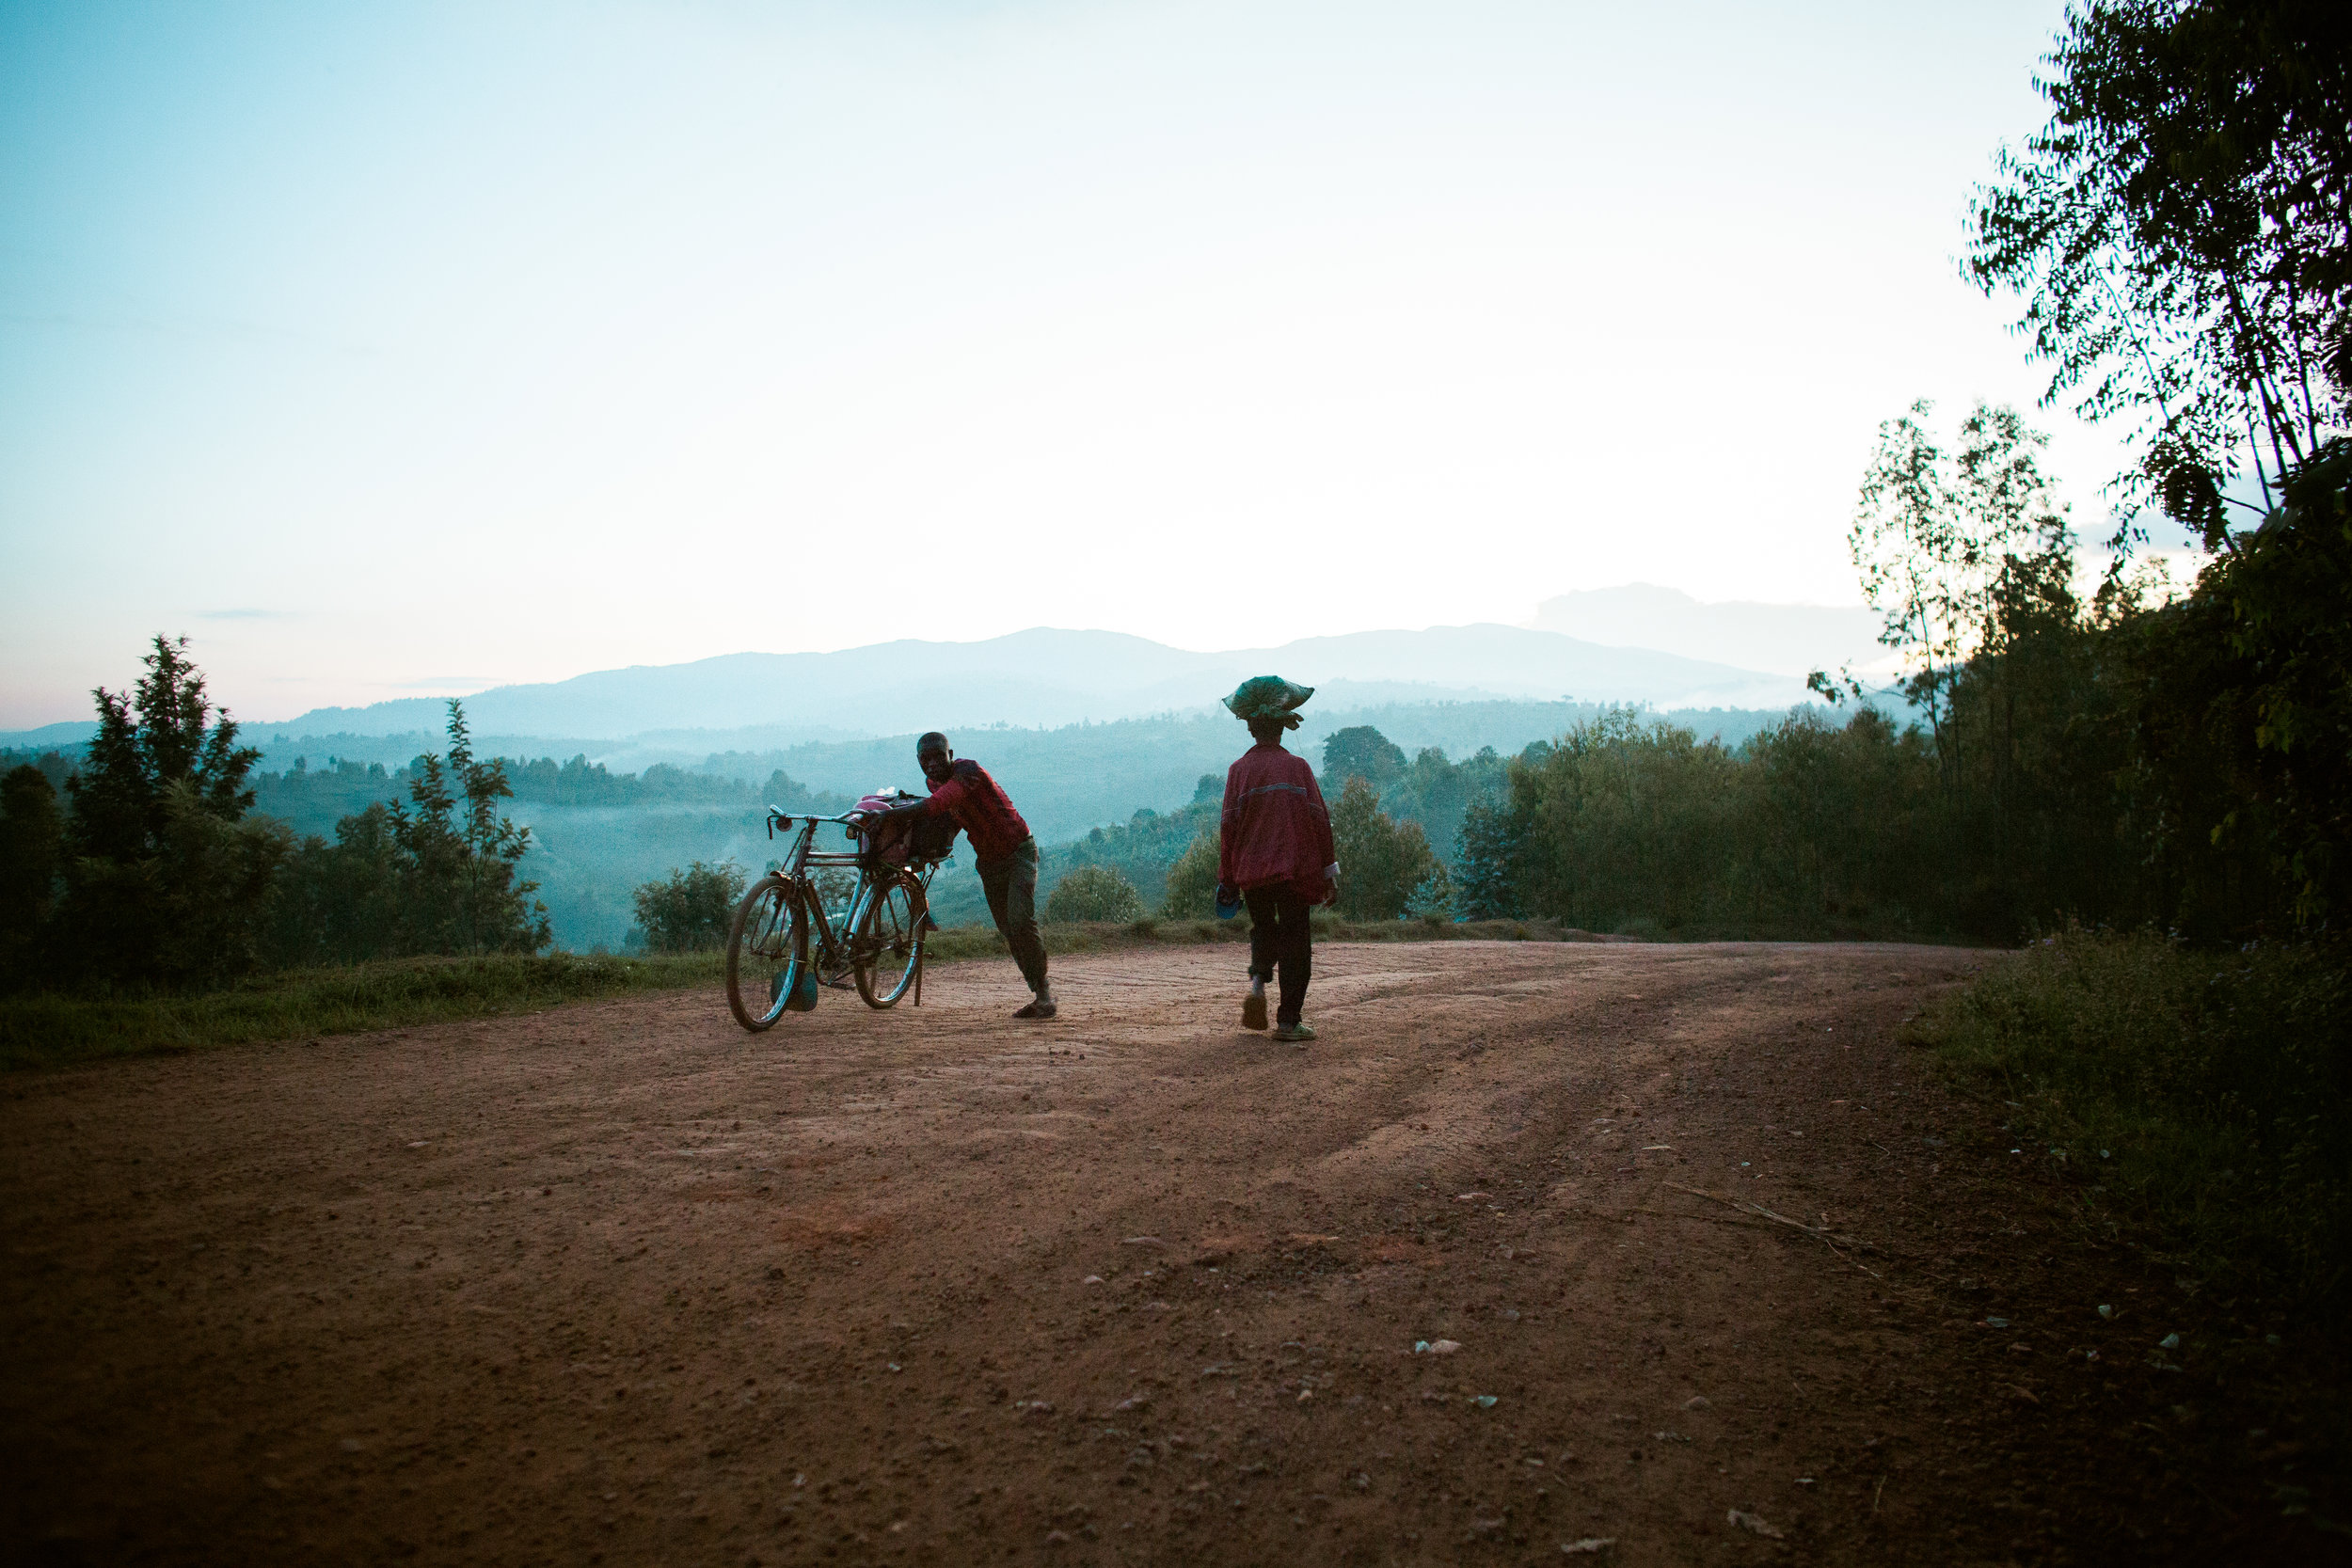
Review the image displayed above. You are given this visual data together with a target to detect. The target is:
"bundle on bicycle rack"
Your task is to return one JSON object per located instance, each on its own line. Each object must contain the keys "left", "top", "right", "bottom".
{"left": 848, "top": 789, "right": 959, "bottom": 867}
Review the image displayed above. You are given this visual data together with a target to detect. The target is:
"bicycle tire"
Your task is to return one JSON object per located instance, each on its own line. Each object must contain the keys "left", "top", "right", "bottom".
{"left": 725, "top": 874, "right": 808, "bottom": 1031}
{"left": 851, "top": 869, "right": 927, "bottom": 1009}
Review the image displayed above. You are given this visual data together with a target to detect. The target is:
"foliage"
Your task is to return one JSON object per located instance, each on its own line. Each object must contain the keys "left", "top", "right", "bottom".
{"left": 2194, "top": 439, "right": 2352, "bottom": 926}
{"left": 68, "top": 635, "right": 261, "bottom": 862}
{"left": 271, "top": 702, "right": 551, "bottom": 966}
{"left": 630, "top": 861, "right": 745, "bottom": 953}
{"left": 46, "top": 637, "right": 288, "bottom": 990}
{"left": 1964, "top": 0, "right": 2350, "bottom": 536}
{"left": 1920, "top": 927, "right": 2350, "bottom": 1307}
{"left": 1452, "top": 800, "right": 1524, "bottom": 921}
{"left": 1321, "top": 725, "right": 1408, "bottom": 792}
{"left": 1158, "top": 830, "right": 1224, "bottom": 919}
{"left": 0, "top": 767, "right": 62, "bottom": 986}
{"left": 1845, "top": 400, "right": 2074, "bottom": 774}
{"left": 1328, "top": 777, "right": 1444, "bottom": 921}
{"left": 0, "top": 951, "right": 728, "bottom": 1071}
{"left": 1379, "top": 744, "right": 1511, "bottom": 865}
{"left": 1043, "top": 863, "right": 1146, "bottom": 924}
{"left": 1462, "top": 431, "right": 2344, "bottom": 944}
{"left": 1041, "top": 786, "right": 1220, "bottom": 916}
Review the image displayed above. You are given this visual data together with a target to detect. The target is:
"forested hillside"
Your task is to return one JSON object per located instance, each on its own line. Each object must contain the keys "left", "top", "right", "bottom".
{"left": 4, "top": 697, "right": 1796, "bottom": 948}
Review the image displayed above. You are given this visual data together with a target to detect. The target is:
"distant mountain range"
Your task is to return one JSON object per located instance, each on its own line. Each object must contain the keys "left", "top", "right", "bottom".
{"left": 0, "top": 620, "right": 1843, "bottom": 757}
{"left": 221, "top": 624, "right": 1809, "bottom": 744}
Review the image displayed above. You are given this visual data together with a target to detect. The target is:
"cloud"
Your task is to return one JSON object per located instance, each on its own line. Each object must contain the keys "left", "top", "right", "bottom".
{"left": 199, "top": 608, "right": 294, "bottom": 620}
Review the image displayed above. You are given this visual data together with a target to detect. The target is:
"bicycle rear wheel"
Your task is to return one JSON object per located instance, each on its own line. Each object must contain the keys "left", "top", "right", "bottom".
{"left": 726, "top": 874, "right": 808, "bottom": 1031}
{"left": 852, "top": 870, "right": 927, "bottom": 1009}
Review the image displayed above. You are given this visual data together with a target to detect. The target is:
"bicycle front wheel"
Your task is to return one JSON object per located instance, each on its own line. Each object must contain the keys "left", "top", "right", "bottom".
{"left": 852, "top": 870, "right": 927, "bottom": 1009}
{"left": 726, "top": 874, "right": 808, "bottom": 1031}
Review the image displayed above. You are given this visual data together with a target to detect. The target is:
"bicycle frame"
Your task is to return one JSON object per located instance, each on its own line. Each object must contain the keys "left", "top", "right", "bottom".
{"left": 762, "top": 807, "right": 948, "bottom": 987}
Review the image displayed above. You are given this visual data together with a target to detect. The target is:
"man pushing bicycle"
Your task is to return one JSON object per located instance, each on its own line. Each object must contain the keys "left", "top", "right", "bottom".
{"left": 880, "top": 732, "right": 1056, "bottom": 1020}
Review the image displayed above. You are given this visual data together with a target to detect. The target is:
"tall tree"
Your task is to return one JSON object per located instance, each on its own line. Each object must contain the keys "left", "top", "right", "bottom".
{"left": 53, "top": 637, "right": 288, "bottom": 989}
{"left": 68, "top": 635, "right": 261, "bottom": 863}
{"left": 1849, "top": 401, "right": 2074, "bottom": 783}
{"left": 1964, "top": 0, "right": 2351, "bottom": 543}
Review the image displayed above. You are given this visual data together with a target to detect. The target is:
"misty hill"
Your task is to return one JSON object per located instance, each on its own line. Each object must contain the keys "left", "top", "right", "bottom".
{"left": 257, "top": 625, "right": 1808, "bottom": 740}
{"left": 1532, "top": 585, "right": 1882, "bottom": 678}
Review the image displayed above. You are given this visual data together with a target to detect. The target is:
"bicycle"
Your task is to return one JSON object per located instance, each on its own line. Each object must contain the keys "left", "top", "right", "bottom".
{"left": 724, "top": 806, "right": 946, "bottom": 1029}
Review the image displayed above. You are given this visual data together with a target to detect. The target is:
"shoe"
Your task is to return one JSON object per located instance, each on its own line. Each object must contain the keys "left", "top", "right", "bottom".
{"left": 1271, "top": 1022, "right": 1315, "bottom": 1043}
{"left": 1241, "top": 992, "right": 1268, "bottom": 1031}
{"left": 1013, "top": 999, "right": 1057, "bottom": 1020}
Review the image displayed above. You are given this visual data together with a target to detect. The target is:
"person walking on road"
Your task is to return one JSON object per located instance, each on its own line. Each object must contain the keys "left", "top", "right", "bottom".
{"left": 884, "top": 732, "right": 1056, "bottom": 1020}
{"left": 1216, "top": 677, "right": 1338, "bottom": 1043}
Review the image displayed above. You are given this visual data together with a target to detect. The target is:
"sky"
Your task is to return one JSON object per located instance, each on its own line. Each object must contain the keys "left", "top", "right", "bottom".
{"left": 2, "top": 0, "right": 2151, "bottom": 728}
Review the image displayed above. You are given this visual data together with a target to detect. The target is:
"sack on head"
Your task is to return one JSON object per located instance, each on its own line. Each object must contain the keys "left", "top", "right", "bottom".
{"left": 1223, "top": 675, "right": 1314, "bottom": 729}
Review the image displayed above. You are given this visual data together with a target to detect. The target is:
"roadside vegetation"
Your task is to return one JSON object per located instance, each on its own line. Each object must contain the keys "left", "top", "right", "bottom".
{"left": 1916, "top": 926, "right": 2350, "bottom": 1309}
{"left": 0, "top": 951, "right": 728, "bottom": 1072}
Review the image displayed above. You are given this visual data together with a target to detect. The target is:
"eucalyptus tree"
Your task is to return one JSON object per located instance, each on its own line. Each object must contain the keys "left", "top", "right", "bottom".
{"left": 1965, "top": 0, "right": 2350, "bottom": 545}
{"left": 1848, "top": 401, "right": 2075, "bottom": 783}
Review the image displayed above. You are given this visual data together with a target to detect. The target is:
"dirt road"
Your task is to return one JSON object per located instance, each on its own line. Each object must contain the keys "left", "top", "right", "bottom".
{"left": 0, "top": 942, "right": 2312, "bottom": 1566}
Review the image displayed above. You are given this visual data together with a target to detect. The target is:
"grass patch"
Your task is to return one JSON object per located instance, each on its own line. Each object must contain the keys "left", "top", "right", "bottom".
{"left": 3, "top": 915, "right": 1609, "bottom": 1072}
{"left": 1915, "top": 927, "right": 2351, "bottom": 1311}
{"left": 0, "top": 952, "right": 725, "bottom": 1072}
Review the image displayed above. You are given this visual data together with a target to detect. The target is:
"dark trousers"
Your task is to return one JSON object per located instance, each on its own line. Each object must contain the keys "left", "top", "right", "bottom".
{"left": 1244, "top": 886, "right": 1312, "bottom": 1026}
{"left": 977, "top": 836, "right": 1049, "bottom": 994}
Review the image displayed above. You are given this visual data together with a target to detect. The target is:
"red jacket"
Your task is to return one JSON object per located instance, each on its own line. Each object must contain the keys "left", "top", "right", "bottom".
{"left": 1219, "top": 741, "right": 1337, "bottom": 899}
{"left": 917, "top": 759, "right": 1032, "bottom": 863}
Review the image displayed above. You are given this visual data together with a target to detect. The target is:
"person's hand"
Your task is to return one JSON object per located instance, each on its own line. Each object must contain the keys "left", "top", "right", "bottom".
{"left": 1215, "top": 881, "right": 1236, "bottom": 908}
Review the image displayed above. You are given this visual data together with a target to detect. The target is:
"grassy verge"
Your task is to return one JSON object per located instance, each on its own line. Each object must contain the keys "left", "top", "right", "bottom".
{"left": 1915, "top": 926, "right": 2351, "bottom": 1312}
{"left": 2, "top": 916, "right": 1606, "bottom": 1071}
{"left": 0, "top": 952, "right": 727, "bottom": 1072}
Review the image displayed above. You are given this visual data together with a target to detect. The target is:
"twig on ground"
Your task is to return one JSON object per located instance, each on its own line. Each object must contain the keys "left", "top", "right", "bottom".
{"left": 1661, "top": 1181, "right": 1883, "bottom": 1252}
{"left": 1629, "top": 1207, "right": 1773, "bottom": 1231}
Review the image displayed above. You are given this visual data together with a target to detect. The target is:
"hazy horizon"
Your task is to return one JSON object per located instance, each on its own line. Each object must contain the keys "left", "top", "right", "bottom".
{"left": 3, "top": 599, "right": 1851, "bottom": 737}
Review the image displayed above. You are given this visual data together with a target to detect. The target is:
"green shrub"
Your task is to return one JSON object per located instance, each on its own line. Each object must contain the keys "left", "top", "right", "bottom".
{"left": 1158, "top": 830, "right": 1222, "bottom": 919}
{"left": 1329, "top": 778, "right": 1439, "bottom": 920}
{"left": 1044, "top": 864, "right": 1144, "bottom": 924}
{"left": 631, "top": 861, "right": 746, "bottom": 953}
{"left": 1920, "top": 927, "right": 2351, "bottom": 1308}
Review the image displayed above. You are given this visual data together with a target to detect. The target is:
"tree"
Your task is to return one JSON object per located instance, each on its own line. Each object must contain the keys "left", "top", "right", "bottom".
{"left": 52, "top": 637, "right": 289, "bottom": 989}
{"left": 1045, "top": 864, "right": 1146, "bottom": 924}
{"left": 1453, "top": 800, "right": 1524, "bottom": 919}
{"left": 1964, "top": 0, "right": 2350, "bottom": 542}
{"left": 1848, "top": 401, "right": 2074, "bottom": 783}
{"left": 1328, "top": 777, "right": 1441, "bottom": 920}
{"left": 386, "top": 702, "right": 551, "bottom": 955}
{"left": 632, "top": 862, "right": 745, "bottom": 953}
{"left": 1321, "top": 726, "right": 1407, "bottom": 792}
{"left": 67, "top": 635, "right": 261, "bottom": 863}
